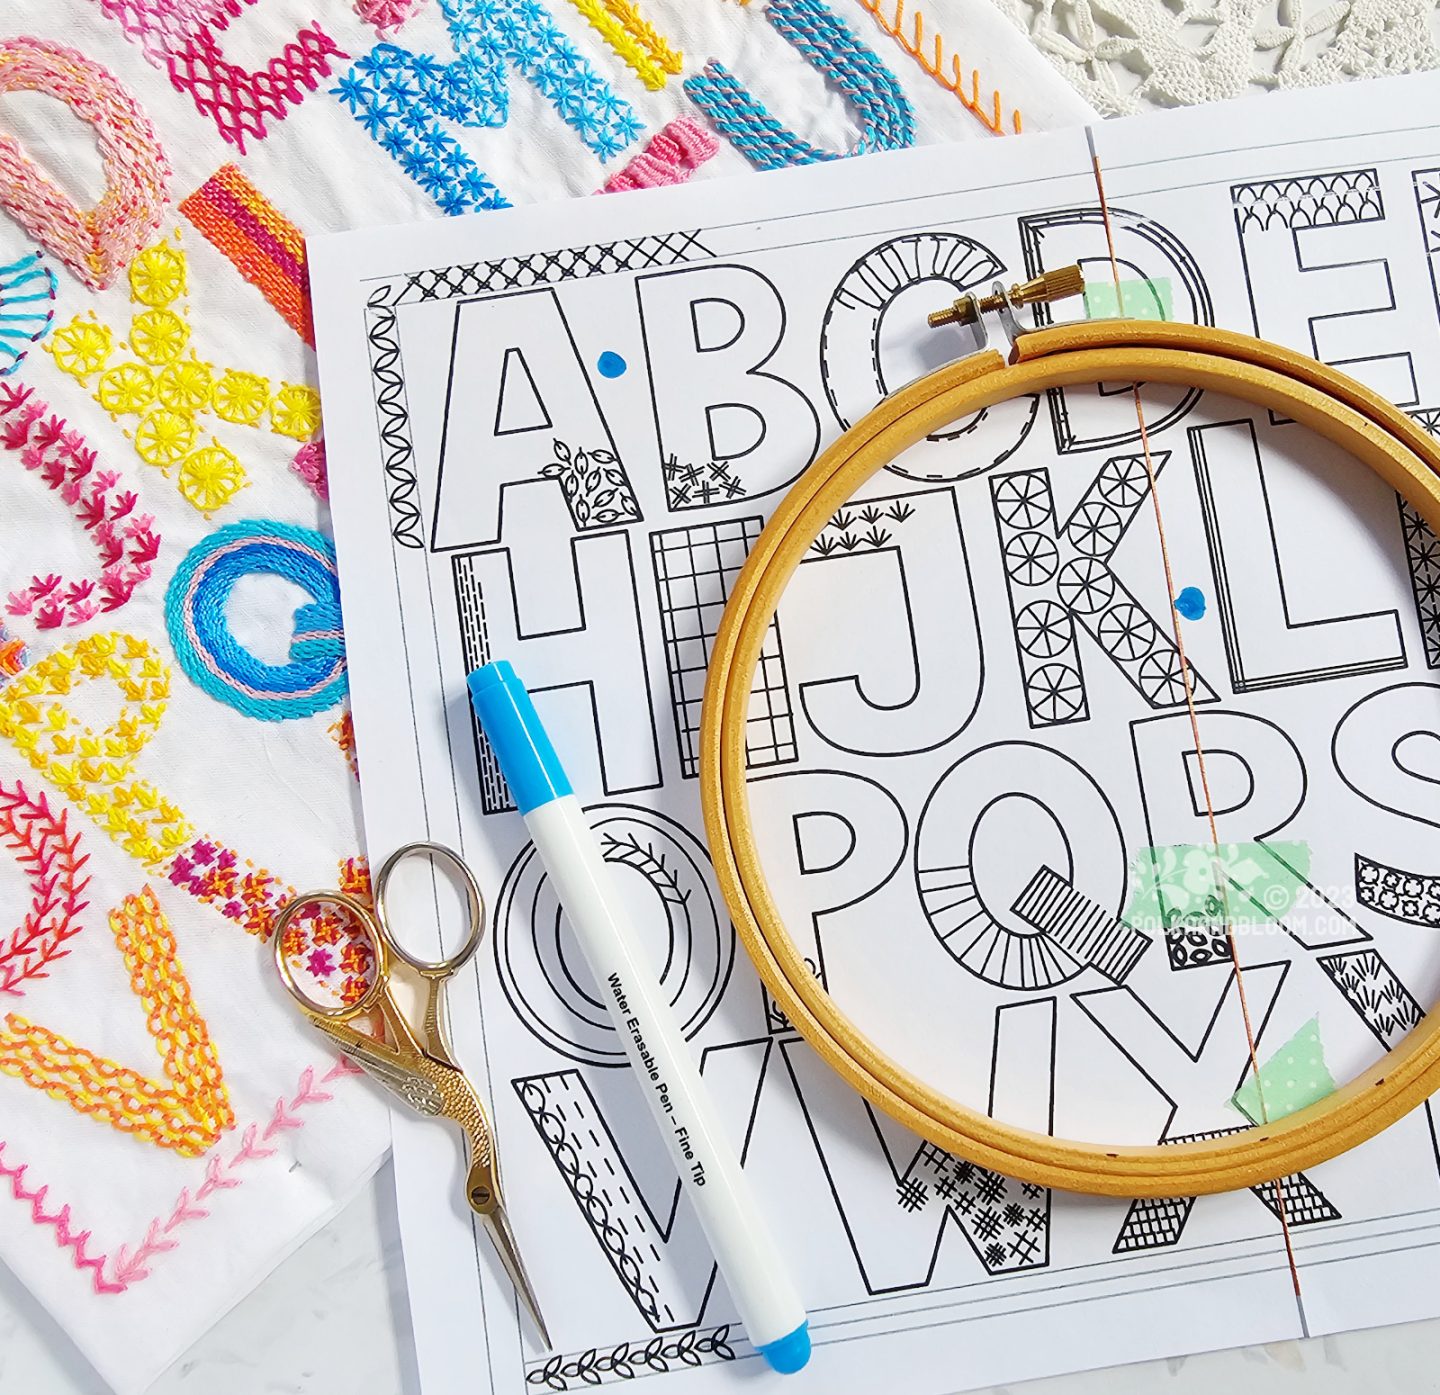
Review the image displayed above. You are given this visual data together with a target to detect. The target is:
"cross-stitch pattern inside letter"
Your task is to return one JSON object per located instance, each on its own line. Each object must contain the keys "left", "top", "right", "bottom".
{"left": 0, "top": 1, "right": 1087, "bottom": 1388}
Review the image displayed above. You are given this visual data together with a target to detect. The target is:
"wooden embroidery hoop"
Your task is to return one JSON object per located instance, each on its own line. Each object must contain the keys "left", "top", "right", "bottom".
{"left": 699, "top": 314, "right": 1440, "bottom": 1199}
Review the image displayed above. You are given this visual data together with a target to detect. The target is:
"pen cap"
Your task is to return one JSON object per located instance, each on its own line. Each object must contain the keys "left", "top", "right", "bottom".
{"left": 467, "top": 661, "right": 574, "bottom": 813}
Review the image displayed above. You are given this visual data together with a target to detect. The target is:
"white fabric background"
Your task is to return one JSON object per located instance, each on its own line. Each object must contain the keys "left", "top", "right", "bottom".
{"left": 8, "top": 0, "right": 1439, "bottom": 1387}
{"left": 0, "top": 1, "right": 1088, "bottom": 1389}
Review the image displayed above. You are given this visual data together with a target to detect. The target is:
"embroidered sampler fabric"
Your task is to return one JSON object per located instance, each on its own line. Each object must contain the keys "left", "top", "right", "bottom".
{"left": 0, "top": 1, "right": 1090, "bottom": 1390}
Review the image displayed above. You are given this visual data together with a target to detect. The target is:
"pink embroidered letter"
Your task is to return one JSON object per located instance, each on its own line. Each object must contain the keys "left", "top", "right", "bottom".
{"left": 0, "top": 38, "right": 169, "bottom": 290}
{"left": 93, "top": 0, "right": 345, "bottom": 151}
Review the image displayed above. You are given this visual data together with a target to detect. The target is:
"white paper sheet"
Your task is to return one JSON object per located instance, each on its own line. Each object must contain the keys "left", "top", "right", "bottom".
{"left": 310, "top": 72, "right": 1440, "bottom": 1395}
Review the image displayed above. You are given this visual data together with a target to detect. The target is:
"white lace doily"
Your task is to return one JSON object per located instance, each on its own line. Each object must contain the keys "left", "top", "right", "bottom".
{"left": 993, "top": 0, "right": 1440, "bottom": 115}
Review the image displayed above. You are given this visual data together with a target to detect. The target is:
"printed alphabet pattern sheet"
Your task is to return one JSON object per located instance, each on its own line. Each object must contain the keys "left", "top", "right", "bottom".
{"left": 314, "top": 72, "right": 1440, "bottom": 1395}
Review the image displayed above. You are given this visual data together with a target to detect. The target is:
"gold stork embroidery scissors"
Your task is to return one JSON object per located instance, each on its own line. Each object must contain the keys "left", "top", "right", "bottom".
{"left": 273, "top": 841, "right": 550, "bottom": 1348}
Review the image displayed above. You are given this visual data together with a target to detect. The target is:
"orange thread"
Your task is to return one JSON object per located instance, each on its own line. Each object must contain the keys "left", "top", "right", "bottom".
{"left": 180, "top": 165, "right": 313, "bottom": 347}
{"left": 274, "top": 856, "right": 376, "bottom": 1005}
{"left": 0, "top": 626, "right": 25, "bottom": 677}
{"left": 0, "top": 887, "right": 232, "bottom": 1156}
{"left": 1089, "top": 143, "right": 1303, "bottom": 1306}
{"left": 337, "top": 854, "right": 371, "bottom": 901}
{"left": 0, "top": 1056, "right": 362, "bottom": 1294}
{"left": 856, "top": 0, "right": 1022, "bottom": 135}
{"left": 329, "top": 709, "right": 358, "bottom": 779}
{"left": 108, "top": 1057, "right": 362, "bottom": 1287}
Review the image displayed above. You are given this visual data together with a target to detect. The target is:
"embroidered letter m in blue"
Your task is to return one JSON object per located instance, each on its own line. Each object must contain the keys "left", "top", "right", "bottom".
{"left": 335, "top": 0, "right": 643, "bottom": 214}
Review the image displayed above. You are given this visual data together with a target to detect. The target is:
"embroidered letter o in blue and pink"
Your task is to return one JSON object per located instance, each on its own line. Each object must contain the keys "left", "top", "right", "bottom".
{"left": 165, "top": 520, "right": 348, "bottom": 721}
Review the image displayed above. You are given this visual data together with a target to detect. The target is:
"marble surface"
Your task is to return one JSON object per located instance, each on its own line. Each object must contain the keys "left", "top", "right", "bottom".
{"left": 1, "top": 1162, "right": 1438, "bottom": 1394}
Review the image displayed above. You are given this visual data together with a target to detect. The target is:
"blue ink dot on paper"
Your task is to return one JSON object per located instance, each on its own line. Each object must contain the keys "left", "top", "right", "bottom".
{"left": 1175, "top": 586, "right": 1207, "bottom": 621}
{"left": 597, "top": 351, "right": 627, "bottom": 379}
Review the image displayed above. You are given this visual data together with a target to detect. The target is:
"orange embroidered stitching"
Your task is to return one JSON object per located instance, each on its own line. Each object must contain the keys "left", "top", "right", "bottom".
{"left": 0, "top": 1056, "right": 363, "bottom": 1294}
{"left": 0, "top": 620, "right": 26, "bottom": 678}
{"left": 0, "top": 887, "right": 233, "bottom": 1157}
{"left": 179, "top": 165, "right": 314, "bottom": 347}
{"left": 276, "top": 856, "right": 375, "bottom": 1005}
{"left": 107, "top": 1057, "right": 363, "bottom": 1287}
{"left": 329, "top": 709, "right": 358, "bottom": 779}
{"left": 857, "top": 0, "right": 1023, "bottom": 135}
{"left": 337, "top": 855, "right": 371, "bottom": 901}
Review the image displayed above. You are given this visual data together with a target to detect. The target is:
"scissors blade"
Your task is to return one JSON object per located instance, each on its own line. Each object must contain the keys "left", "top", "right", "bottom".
{"left": 331, "top": 1033, "right": 445, "bottom": 1118}
{"left": 482, "top": 1203, "right": 552, "bottom": 1351}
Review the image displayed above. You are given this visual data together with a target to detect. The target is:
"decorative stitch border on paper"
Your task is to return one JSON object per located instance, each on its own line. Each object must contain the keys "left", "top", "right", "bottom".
{"left": 365, "top": 281, "right": 423, "bottom": 549}
{"left": 364, "top": 230, "right": 714, "bottom": 547}
{"left": 396, "top": 230, "right": 713, "bottom": 304}
{"left": 525, "top": 1325, "right": 737, "bottom": 1389}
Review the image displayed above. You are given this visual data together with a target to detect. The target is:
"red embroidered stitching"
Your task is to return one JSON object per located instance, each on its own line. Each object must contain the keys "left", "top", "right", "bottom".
{"left": 0, "top": 781, "right": 89, "bottom": 998}
{"left": 600, "top": 117, "right": 719, "bottom": 193}
{"left": 276, "top": 857, "right": 375, "bottom": 1005}
{"left": 337, "top": 856, "right": 371, "bottom": 901}
{"left": 179, "top": 164, "right": 315, "bottom": 346}
{"left": 167, "top": 836, "right": 290, "bottom": 938}
{"left": 0, "top": 1057, "right": 363, "bottom": 1292}
{"left": 93, "top": 0, "right": 347, "bottom": 152}
{"left": 0, "top": 634, "right": 359, "bottom": 945}
{"left": 0, "top": 383, "right": 160, "bottom": 629}
{"left": 107, "top": 1058, "right": 363, "bottom": 1287}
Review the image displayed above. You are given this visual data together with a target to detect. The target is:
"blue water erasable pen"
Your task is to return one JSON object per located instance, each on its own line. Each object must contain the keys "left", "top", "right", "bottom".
{"left": 468, "top": 660, "right": 811, "bottom": 1375}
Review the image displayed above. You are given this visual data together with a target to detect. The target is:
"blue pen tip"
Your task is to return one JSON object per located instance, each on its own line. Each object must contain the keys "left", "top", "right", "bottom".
{"left": 758, "top": 1321, "right": 810, "bottom": 1374}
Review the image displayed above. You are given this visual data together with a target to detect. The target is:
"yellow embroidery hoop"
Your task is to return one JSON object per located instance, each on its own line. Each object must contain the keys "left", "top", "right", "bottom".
{"left": 699, "top": 313, "right": 1440, "bottom": 1199}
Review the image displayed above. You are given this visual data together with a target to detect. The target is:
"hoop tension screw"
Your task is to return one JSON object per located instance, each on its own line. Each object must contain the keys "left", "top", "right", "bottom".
{"left": 928, "top": 264, "right": 1086, "bottom": 329}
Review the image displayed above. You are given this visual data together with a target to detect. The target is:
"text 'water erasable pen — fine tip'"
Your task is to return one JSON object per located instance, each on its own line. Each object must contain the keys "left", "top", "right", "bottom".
{"left": 468, "top": 659, "right": 811, "bottom": 1375}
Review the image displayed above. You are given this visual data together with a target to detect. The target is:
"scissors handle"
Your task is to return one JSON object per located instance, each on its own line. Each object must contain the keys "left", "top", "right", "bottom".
{"left": 374, "top": 841, "right": 486, "bottom": 975}
{"left": 272, "top": 889, "right": 391, "bottom": 1022}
